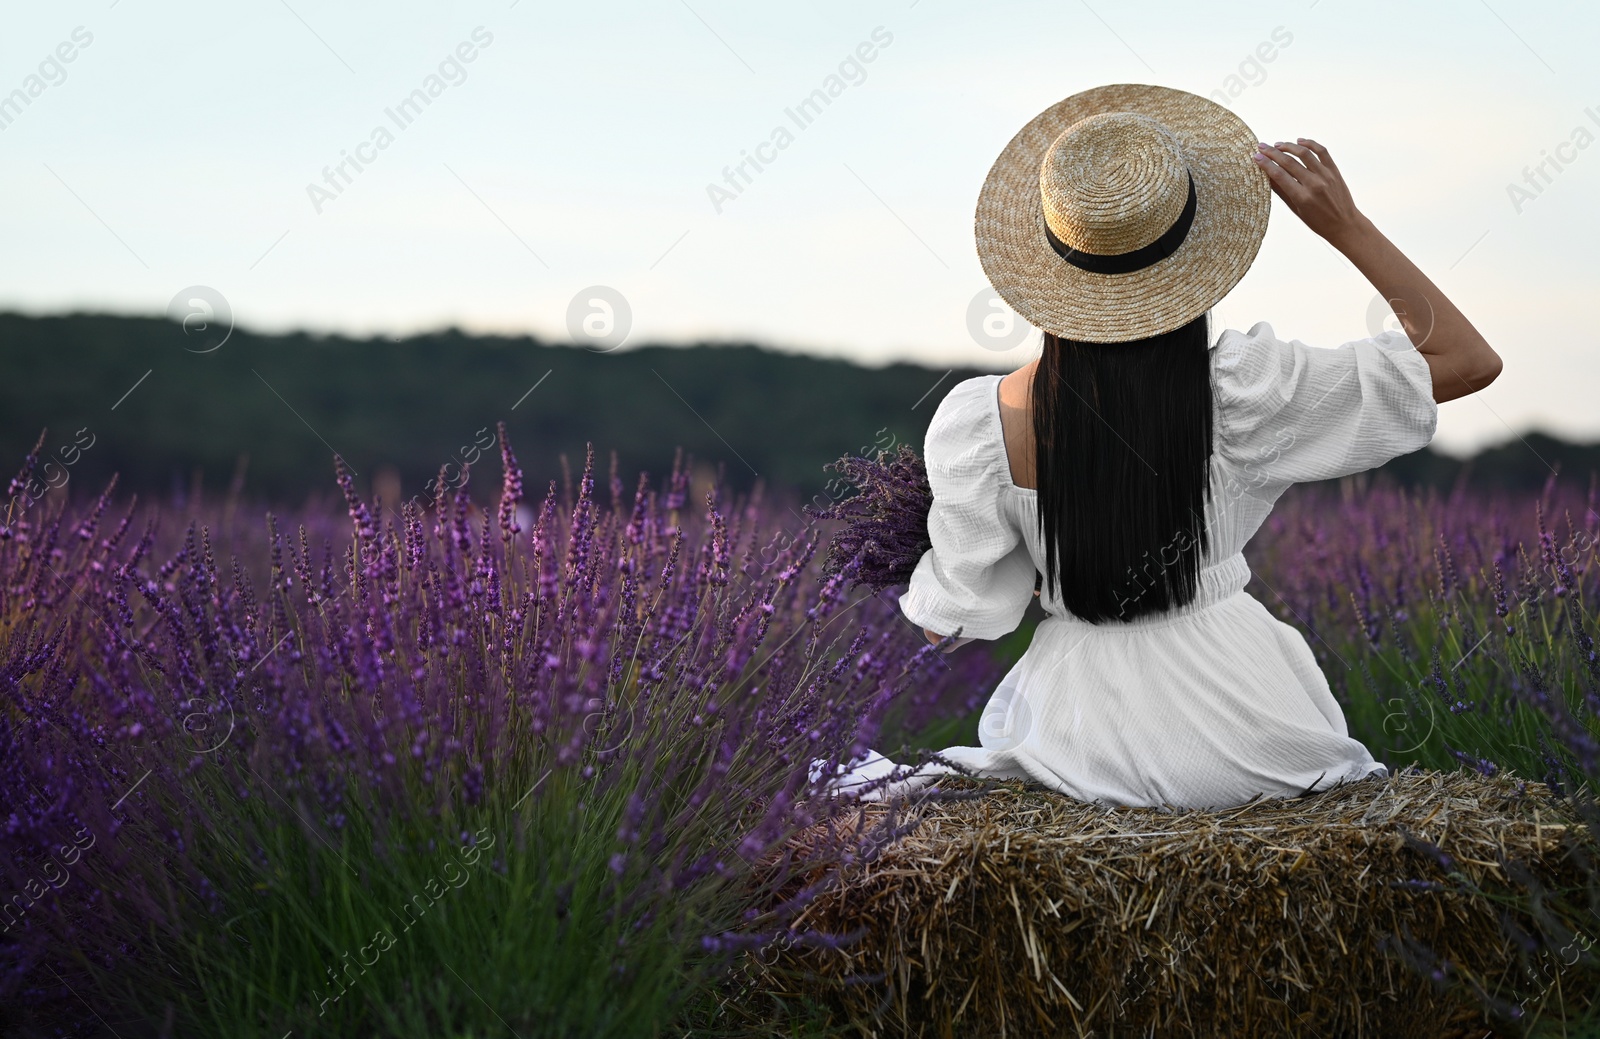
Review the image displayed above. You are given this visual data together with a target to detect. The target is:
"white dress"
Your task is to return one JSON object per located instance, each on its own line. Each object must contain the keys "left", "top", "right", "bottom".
{"left": 811, "top": 321, "right": 1439, "bottom": 811}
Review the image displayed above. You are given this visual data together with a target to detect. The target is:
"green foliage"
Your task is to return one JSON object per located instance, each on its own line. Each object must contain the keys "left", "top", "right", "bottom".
{"left": 75, "top": 771, "right": 671, "bottom": 1037}
{"left": 4, "top": 313, "right": 1597, "bottom": 516}
{"left": 0, "top": 312, "right": 994, "bottom": 506}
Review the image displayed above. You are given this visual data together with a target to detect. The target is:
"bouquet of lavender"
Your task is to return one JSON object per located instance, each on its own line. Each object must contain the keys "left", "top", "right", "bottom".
{"left": 808, "top": 444, "right": 933, "bottom": 593}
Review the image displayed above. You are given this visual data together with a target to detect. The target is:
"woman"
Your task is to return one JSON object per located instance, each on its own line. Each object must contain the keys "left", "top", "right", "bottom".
{"left": 815, "top": 84, "right": 1501, "bottom": 810}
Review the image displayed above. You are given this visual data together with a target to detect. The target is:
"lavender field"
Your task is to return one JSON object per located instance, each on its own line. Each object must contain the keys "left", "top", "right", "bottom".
{"left": 3, "top": 428, "right": 1599, "bottom": 1037}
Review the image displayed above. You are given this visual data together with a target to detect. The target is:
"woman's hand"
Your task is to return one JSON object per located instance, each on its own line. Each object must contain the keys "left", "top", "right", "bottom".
{"left": 1253, "top": 137, "right": 1502, "bottom": 402}
{"left": 924, "top": 627, "right": 974, "bottom": 653}
{"left": 1251, "top": 139, "right": 1367, "bottom": 249}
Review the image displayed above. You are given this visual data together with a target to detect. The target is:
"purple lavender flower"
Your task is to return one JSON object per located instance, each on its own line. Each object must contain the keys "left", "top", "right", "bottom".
{"left": 497, "top": 420, "right": 523, "bottom": 542}
{"left": 807, "top": 445, "right": 933, "bottom": 593}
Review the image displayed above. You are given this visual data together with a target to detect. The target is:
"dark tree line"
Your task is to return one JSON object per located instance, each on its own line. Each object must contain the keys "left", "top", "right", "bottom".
{"left": 0, "top": 312, "right": 1593, "bottom": 510}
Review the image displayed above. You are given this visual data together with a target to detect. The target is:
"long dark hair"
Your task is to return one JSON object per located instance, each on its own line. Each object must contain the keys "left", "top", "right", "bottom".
{"left": 1031, "top": 311, "right": 1214, "bottom": 623}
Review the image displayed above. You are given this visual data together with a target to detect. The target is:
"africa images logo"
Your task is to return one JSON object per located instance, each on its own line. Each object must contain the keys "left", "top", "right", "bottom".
{"left": 0, "top": 26, "right": 94, "bottom": 133}
{"left": 705, "top": 26, "right": 893, "bottom": 214}
{"left": 305, "top": 27, "right": 495, "bottom": 214}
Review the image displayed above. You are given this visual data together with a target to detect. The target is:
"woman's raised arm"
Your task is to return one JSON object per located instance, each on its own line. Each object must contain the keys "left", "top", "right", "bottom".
{"left": 1253, "top": 139, "right": 1502, "bottom": 404}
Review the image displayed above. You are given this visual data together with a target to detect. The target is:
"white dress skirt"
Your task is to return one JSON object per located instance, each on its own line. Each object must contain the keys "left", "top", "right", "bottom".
{"left": 810, "top": 322, "right": 1439, "bottom": 811}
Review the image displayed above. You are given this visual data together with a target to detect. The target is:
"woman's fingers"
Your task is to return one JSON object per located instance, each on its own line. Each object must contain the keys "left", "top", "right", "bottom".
{"left": 1258, "top": 142, "right": 1312, "bottom": 180}
{"left": 1297, "top": 137, "right": 1338, "bottom": 170}
{"left": 1252, "top": 145, "right": 1311, "bottom": 202}
{"left": 1250, "top": 136, "right": 1365, "bottom": 244}
{"left": 1272, "top": 141, "right": 1325, "bottom": 174}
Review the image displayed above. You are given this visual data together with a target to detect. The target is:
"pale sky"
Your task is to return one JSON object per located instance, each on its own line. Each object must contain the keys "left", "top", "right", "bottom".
{"left": 2, "top": 0, "right": 1596, "bottom": 457}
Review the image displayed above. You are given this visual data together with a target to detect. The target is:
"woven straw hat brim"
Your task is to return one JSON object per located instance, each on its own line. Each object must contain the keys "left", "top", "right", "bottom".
{"left": 975, "top": 83, "right": 1270, "bottom": 343}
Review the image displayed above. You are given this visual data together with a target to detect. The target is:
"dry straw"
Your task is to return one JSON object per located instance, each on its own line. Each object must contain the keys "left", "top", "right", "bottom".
{"left": 743, "top": 767, "right": 1596, "bottom": 1038}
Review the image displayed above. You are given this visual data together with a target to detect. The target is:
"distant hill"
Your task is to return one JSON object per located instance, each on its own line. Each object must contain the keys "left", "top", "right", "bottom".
{"left": 1360, "top": 430, "right": 1600, "bottom": 499}
{"left": 0, "top": 312, "right": 1594, "bottom": 508}
{"left": 0, "top": 313, "right": 995, "bottom": 508}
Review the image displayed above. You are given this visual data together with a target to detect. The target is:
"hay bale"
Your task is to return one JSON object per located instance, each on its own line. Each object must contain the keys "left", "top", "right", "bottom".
{"left": 750, "top": 767, "right": 1596, "bottom": 1038}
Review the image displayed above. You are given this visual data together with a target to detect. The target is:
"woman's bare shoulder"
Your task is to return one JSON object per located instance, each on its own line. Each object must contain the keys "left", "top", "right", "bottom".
{"left": 996, "top": 361, "right": 1038, "bottom": 489}
{"left": 997, "top": 361, "right": 1035, "bottom": 410}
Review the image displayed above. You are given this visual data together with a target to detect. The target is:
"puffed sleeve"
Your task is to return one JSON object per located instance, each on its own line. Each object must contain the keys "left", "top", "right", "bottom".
{"left": 897, "top": 378, "right": 1038, "bottom": 641}
{"left": 1212, "top": 321, "right": 1438, "bottom": 487}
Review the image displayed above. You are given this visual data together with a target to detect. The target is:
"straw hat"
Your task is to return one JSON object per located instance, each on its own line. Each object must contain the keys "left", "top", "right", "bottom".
{"left": 975, "top": 83, "right": 1270, "bottom": 343}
